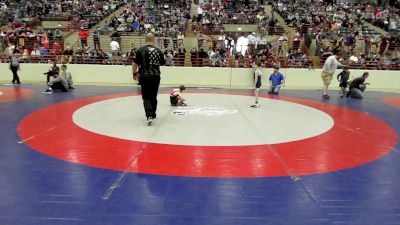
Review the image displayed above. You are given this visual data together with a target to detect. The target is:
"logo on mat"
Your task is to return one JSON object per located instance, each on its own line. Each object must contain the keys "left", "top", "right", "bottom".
{"left": 173, "top": 106, "right": 238, "bottom": 116}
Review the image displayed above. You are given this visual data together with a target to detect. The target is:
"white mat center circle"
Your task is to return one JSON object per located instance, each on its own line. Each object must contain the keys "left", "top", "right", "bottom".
{"left": 72, "top": 93, "right": 334, "bottom": 146}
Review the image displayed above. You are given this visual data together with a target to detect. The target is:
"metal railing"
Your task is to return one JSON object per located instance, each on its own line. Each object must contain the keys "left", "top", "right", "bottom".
{"left": 2, "top": 53, "right": 399, "bottom": 70}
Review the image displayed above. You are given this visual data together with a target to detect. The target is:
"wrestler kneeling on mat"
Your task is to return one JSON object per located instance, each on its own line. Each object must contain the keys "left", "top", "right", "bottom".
{"left": 170, "top": 85, "right": 187, "bottom": 106}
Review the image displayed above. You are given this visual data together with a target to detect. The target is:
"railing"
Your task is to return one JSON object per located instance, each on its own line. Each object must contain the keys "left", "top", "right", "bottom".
{"left": 2, "top": 53, "right": 400, "bottom": 70}
{"left": 42, "top": 15, "right": 74, "bottom": 21}
{"left": 3, "top": 36, "right": 64, "bottom": 51}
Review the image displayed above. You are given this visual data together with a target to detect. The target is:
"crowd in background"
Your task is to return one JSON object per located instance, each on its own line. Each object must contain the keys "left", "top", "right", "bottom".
{"left": 99, "top": 0, "right": 190, "bottom": 36}
{"left": 1, "top": 0, "right": 399, "bottom": 70}
{"left": 273, "top": 0, "right": 400, "bottom": 69}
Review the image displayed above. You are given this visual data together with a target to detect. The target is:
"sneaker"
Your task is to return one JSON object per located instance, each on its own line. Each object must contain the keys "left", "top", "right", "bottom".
{"left": 42, "top": 89, "right": 52, "bottom": 94}
{"left": 339, "top": 94, "right": 343, "bottom": 98}
{"left": 322, "top": 94, "right": 330, "bottom": 99}
{"left": 146, "top": 117, "right": 153, "bottom": 126}
{"left": 251, "top": 104, "right": 260, "bottom": 108}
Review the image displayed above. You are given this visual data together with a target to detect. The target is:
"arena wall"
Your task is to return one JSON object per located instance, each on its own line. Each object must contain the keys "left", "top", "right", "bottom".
{"left": 0, "top": 63, "right": 399, "bottom": 90}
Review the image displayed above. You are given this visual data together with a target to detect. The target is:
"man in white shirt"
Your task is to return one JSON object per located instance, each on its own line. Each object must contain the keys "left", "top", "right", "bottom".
{"left": 5, "top": 43, "right": 15, "bottom": 56}
{"left": 247, "top": 32, "right": 257, "bottom": 55}
{"left": 389, "top": 20, "right": 397, "bottom": 36}
{"left": 321, "top": 49, "right": 343, "bottom": 99}
{"left": 110, "top": 39, "right": 120, "bottom": 56}
{"left": 197, "top": 6, "right": 203, "bottom": 18}
{"left": 349, "top": 54, "right": 359, "bottom": 63}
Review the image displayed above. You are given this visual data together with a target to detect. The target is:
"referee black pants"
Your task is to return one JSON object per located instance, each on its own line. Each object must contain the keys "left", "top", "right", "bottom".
{"left": 140, "top": 75, "right": 160, "bottom": 119}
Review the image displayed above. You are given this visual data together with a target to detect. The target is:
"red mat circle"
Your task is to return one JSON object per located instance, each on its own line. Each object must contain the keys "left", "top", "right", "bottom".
{"left": 18, "top": 92, "right": 398, "bottom": 177}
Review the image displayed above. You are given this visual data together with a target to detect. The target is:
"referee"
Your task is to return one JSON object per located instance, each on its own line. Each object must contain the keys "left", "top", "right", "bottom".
{"left": 133, "top": 33, "right": 166, "bottom": 126}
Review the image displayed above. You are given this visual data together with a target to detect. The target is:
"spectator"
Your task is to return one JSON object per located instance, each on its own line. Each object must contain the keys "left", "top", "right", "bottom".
{"left": 39, "top": 46, "right": 49, "bottom": 56}
{"left": 5, "top": 43, "right": 15, "bottom": 56}
{"left": 190, "top": 48, "right": 198, "bottom": 66}
{"left": 79, "top": 27, "right": 89, "bottom": 48}
{"left": 110, "top": 38, "right": 120, "bottom": 56}
{"left": 92, "top": 27, "right": 101, "bottom": 50}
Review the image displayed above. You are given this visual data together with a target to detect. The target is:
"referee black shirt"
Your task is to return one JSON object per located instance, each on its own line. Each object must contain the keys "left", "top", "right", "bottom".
{"left": 134, "top": 45, "right": 166, "bottom": 76}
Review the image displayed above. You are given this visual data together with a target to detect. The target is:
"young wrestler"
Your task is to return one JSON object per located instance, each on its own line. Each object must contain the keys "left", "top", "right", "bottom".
{"left": 337, "top": 66, "right": 350, "bottom": 97}
{"left": 170, "top": 85, "right": 187, "bottom": 106}
{"left": 251, "top": 60, "right": 262, "bottom": 108}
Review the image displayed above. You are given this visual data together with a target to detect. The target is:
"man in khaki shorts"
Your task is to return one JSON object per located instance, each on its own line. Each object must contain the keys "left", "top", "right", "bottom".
{"left": 321, "top": 49, "right": 343, "bottom": 99}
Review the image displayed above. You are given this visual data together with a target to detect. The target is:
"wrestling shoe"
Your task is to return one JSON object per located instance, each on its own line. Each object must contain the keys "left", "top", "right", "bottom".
{"left": 42, "top": 89, "right": 52, "bottom": 94}
{"left": 146, "top": 117, "right": 154, "bottom": 126}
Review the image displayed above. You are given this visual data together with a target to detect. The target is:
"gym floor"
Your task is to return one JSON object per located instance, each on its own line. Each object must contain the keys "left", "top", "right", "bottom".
{"left": 0, "top": 84, "right": 399, "bottom": 225}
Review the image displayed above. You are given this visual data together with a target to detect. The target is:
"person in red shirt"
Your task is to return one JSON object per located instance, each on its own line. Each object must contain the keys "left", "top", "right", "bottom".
{"left": 52, "top": 41, "right": 62, "bottom": 55}
{"left": 41, "top": 34, "right": 50, "bottom": 49}
{"left": 79, "top": 27, "right": 89, "bottom": 48}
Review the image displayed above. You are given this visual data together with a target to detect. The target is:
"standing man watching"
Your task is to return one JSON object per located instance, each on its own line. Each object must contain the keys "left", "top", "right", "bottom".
{"left": 321, "top": 49, "right": 343, "bottom": 99}
{"left": 79, "top": 27, "right": 89, "bottom": 48}
{"left": 110, "top": 38, "right": 120, "bottom": 56}
{"left": 133, "top": 33, "right": 166, "bottom": 126}
{"left": 92, "top": 27, "right": 100, "bottom": 50}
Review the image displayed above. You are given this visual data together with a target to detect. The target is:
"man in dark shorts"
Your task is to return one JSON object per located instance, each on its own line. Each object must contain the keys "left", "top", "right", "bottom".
{"left": 337, "top": 66, "right": 350, "bottom": 97}
{"left": 132, "top": 33, "right": 166, "bottom": 126}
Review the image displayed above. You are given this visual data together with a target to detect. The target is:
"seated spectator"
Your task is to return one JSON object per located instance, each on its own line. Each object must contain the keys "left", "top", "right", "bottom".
{"left": 190, "top": 48, "right": 198, "bottom": 66}
{"left": 22, "top": 49, "right": 29, "bottom": 61}
{"left": 349, "top": 53, "right": 359, "bottom": 63}
{"left": 164, "top": 49, "right": 174, "bottom": 66}
{"left": 210, "top": 50, "right": 221, "bottom": 66}
{"left": 39, "top": 46, "right": 49, "bottom": 56}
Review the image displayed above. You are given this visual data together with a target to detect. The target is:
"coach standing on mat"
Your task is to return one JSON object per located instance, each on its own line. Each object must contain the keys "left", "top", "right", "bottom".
{"left": 132, "top": 33, "right": 166, "bottom": 126}
{"left": 321, "top": 49, "right": 343, "bottom": 99}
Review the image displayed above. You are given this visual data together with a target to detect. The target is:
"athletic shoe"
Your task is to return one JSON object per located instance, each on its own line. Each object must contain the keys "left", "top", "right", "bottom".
{"left": 339, "top": 94, "right": 343, "bottom": 98}
{"left": 42, "top": 89, "right": 52, "bottom": 94}
{"left": 146, "top": 117, "right": 153, "bottom": 126}
{"left": 251, "top": 104, "right": 260, "bottom": 108}
{"left": 322, "top": 94, "right": 330, "bottom": 99}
